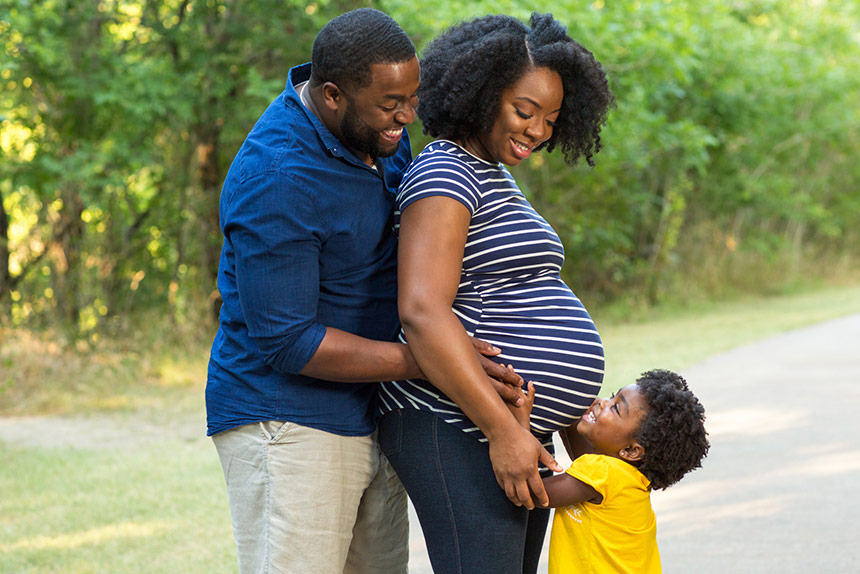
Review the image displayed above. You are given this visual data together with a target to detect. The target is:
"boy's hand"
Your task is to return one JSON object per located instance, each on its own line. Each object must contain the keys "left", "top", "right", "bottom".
{"left": 507, "top": 379, "right": 535, "bottom": 429}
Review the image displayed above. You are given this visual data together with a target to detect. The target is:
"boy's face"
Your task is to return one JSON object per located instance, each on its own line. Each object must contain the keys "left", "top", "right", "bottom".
{"left": 577, "top": 383, "right": 648, "bottom": 462}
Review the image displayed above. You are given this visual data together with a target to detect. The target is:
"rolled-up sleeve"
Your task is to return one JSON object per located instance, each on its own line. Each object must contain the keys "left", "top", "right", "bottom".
{"left": 225, "top": 169, "right": 327, "bottom": 374}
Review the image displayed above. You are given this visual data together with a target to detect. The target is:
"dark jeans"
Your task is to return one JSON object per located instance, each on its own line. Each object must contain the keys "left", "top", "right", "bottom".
{"left": 378, "top": 408, "right": 550, "bottom": 574}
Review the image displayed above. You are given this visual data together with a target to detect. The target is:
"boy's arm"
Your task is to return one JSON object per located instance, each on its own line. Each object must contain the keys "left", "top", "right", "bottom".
{"left": 544, "top": 473, "right": 603, "bottom": 507}
{"left": 559, "top": 421, "right": 594, "bottom": 461}
{"left": 506, "top": 378, "right": 533, "bottom": 429}
{"left": 509, "top": 385, "right": 602, "bottom": 508}
{"left": 547, "top": 419, "right": 601, "bottom": 507}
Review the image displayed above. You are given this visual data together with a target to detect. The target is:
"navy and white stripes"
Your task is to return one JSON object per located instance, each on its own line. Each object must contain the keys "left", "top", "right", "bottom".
{"left": 379, "top": 140, "right": 604, "bottom": 448}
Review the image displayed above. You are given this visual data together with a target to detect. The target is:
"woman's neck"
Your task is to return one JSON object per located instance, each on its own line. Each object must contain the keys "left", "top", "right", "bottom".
{"left": 453, "top": 137, "right": 495, "bottom": 163}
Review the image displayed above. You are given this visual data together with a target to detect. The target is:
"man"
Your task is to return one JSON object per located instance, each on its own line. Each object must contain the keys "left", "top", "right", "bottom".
{"left": 206, "top": 9, "right": 530, "bottom": 574}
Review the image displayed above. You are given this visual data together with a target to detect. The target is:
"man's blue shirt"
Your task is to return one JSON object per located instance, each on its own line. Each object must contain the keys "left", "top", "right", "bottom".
{"left": 206, "top": 63, "right": 411, "bottom": 437}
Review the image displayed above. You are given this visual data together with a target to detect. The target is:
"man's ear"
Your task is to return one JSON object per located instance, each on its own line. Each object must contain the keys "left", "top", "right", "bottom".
{"left": 619, "top": 442, "right": 644, "bottom": 463}
{"left": 321, "top": 81, "right": 344, "bottom": 112}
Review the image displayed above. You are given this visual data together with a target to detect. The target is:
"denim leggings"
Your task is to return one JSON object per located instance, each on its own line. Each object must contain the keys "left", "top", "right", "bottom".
{"left": 378, "top": 408, "right": 550, "bottom": 574}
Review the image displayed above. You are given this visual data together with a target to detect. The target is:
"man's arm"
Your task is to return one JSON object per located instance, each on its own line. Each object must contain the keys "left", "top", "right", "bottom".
{"left": 301, "top": 328, "right": 524, "bottom": 395}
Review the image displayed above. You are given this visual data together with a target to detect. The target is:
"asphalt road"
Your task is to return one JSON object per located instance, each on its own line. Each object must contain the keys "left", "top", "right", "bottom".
{"left": 407, "top": 312, "right": 860, "bottom": 573}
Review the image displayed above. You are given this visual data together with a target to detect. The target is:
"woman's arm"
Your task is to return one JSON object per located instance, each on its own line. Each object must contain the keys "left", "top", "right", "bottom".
{"left": 398, "top": 196, "right": 559, "bottom": 509}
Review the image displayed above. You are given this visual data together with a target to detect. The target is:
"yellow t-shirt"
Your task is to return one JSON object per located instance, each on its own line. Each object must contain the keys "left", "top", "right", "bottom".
{"left": 548, "top": 454, "right": 660, "bottom": 574}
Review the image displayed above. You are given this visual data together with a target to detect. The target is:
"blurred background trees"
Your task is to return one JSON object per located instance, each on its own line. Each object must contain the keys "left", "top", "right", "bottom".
{"left": 2, "top": 0, "right": 859, "bottom": 344}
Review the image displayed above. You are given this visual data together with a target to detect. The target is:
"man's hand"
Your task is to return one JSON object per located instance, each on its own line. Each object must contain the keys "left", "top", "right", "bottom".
{"left": 487, "top": 423, "right": 562, "bottom": 509}
{"left": 470, "top": 338, "right": 525, "bottom": 406}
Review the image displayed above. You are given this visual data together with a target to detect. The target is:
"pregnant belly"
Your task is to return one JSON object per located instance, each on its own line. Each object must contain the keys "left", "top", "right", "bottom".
{"left": 475, "top": 313, "right": 605, "bottom": 436}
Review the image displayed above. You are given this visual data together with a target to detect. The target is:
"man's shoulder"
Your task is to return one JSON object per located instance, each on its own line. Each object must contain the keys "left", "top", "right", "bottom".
{"left": 234, "top": 99, "right": 324, "bottom": 182}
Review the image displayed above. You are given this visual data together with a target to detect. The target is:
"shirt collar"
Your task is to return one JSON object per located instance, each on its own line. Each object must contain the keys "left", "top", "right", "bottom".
{"left": 286, "top": 63, "right": 359, "bottom": 165}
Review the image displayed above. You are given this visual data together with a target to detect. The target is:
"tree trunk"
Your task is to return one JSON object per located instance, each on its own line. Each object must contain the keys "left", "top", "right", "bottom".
{"left": 0, "top": 187, "right": 10, "bottom": 311}
{"left": 55, "top": 185, "right": 86, "bottom": 334}
{"left": 196, "top": 123, "right": 223, "bottom": 321}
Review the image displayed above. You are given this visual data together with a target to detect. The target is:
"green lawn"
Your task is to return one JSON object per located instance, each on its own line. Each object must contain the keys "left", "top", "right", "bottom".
{"left": 2, "top": 283, "right": 860, "bottom": 573}
{"left": 0, "top": 438, "right": 233, "bottom": 573}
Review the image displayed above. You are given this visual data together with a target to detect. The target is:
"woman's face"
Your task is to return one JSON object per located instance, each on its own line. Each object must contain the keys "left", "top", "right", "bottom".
{"left": 469, "top": 66, "right": 563, "bottom": 166}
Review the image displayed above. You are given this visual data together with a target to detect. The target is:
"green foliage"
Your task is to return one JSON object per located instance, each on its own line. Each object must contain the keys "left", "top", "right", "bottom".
{"left": 1, "top": 0, "right": 859, "bottom": 335}
{"left": 496, "top": 0, "right": 860, "bottom": 305}
{"left": 0, "top": 0, "right": 369, "bottom": 337}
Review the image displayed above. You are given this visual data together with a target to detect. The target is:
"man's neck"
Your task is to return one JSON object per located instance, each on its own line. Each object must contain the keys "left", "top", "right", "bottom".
{"left": 298, "top": 81, "right": 374, "bottom": 167}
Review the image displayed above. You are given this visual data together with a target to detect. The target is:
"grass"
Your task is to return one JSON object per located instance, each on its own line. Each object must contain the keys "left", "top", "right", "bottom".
{"left": 0, "top": 440, "right": 233, "bottom": 573}
{"left": 0, "top": 324, "right": 208, "bottom": 418}
{"left": 2, "top": 282, "right": 860, "bottom": 573}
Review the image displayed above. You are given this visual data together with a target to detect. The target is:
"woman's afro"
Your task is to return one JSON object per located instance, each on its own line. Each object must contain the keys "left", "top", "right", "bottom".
{"left": 417, "top": 12, "right": 614, "bottom": 166}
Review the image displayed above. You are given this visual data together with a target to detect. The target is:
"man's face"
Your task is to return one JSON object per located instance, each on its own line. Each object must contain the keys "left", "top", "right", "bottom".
{"left": 335, "top": 56, "right": 420, "bottom": 163}
{"left": 339, "top": 99, "right": 386, "bottom": 162}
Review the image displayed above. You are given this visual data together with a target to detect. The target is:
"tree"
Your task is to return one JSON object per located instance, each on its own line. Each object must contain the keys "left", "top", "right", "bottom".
{"left": 1, "top": 0, "right": 859, "bottom": 336}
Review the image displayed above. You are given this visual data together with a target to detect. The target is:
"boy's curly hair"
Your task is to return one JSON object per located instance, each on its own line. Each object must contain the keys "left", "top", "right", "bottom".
{"left": 417, "top": 12, "right": 614, "bottom": 166}
{"left": 634, "top": 370, "right": 709, "bottom": 490}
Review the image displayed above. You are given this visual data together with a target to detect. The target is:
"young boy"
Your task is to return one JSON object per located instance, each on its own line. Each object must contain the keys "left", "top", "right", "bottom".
{"left": 514, "top": 369, "right": 709, "bottom": 573}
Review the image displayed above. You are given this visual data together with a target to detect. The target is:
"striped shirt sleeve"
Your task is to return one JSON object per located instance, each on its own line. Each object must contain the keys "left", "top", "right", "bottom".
{"left": 397, "top": 152, "right": 482, "bottom": 215}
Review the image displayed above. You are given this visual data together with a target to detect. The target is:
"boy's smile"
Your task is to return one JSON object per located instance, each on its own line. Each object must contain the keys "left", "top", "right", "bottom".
{"left": 578, "top": 384, "right": 648, "bottom": 461}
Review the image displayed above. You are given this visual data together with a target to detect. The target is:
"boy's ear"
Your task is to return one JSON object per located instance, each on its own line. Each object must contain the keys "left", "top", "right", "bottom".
{"left": 619, "top": 442, "right": 644, "bottom": 463}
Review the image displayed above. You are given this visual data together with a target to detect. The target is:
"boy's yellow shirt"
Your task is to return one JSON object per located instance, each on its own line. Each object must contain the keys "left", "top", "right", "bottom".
{"left": 548, "top": 454, "right": 661, "bottom": 574}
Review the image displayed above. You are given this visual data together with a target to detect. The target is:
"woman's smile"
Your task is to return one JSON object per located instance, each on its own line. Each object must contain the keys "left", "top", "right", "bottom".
{"left": 465, "top": 66, "right": 563, "bottom": 165}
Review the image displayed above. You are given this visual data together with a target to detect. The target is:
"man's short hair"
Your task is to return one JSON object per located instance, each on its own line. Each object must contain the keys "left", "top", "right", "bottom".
{"left": 311, "top": 8, "right": 415, "bottom": 90}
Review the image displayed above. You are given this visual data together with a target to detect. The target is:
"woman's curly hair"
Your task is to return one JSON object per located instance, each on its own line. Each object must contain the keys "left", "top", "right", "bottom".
{"left": 417, "top": 12, "right": 614, "bottom": 166}
{"left": 634, "top": 370, "right": 710, "bottom": 491}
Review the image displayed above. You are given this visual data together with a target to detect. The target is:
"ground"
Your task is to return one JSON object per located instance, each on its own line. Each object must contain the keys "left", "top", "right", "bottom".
{"left": 3, "top": 311, "right": 859, "bottom": 572}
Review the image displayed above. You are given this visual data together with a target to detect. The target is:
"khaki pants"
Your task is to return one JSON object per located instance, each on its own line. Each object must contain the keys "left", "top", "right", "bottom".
{"left": 213, "top": 421, "right": 409, "bottom": 574}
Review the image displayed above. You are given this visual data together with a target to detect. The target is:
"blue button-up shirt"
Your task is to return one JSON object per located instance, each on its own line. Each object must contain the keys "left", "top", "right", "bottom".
{"left": 206, "top": 63, "right": 411, "bottom": 437}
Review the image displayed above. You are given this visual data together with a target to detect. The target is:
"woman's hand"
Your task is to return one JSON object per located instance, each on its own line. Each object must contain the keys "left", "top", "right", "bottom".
{"left": 487, "top": 421, "right": 561, "bottom": 509}
{"left": 470, "top": 339, "right": 526, "bottom": 406}
{"left": 487, "top": 377, "right": 554, "bottom": 509}
{"left": 496, "top": 382, "right": 558, "bottom": 509}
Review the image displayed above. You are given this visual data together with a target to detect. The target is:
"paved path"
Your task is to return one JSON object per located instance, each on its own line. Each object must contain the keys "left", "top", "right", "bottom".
{"left": 407, "top": 313, "right": 860, "bottom": 573}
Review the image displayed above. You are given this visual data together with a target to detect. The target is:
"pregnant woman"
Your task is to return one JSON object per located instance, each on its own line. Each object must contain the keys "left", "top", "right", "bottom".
{"left": 377, "top": 12, "right": 615, "bottom": 574}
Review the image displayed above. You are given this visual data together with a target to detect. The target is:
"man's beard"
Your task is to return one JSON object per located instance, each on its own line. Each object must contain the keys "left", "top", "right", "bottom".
{"left": 339, "top": 101, "right": 397, "bottom": 162}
